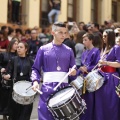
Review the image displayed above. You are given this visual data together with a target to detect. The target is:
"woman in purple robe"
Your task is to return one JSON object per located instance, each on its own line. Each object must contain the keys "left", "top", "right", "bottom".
{"left": 31, "top": 22, "right": 77, "bottom": 120}
{"left": 77, "top": 33, "right": 101, "bottom": 120}
{"left": 94, "top": 29, "right": 120, "bottom": 120}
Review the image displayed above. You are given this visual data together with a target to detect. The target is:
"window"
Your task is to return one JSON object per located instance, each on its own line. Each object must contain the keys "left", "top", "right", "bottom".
{"left": 67, "top": 0, "right": 76, "bottom": 21}
{"left": 112, "top": 1, "right": 117, "bottom": 21}
{"left": 40, "top": 0, "right": 49, "bottom": 27}
{"left": 91, "top": 0, "right": 98, "bottom": 22}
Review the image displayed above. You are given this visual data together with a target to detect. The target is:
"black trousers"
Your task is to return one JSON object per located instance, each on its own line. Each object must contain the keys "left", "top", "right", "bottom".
{"left": 9, "top": 99, "right": 33, "bottom": 120}
{"left": 12, "top": 1, "right": 20, "bottom": 23}
{"left": 0, "top": 87, "right": 10, "bottom": 115}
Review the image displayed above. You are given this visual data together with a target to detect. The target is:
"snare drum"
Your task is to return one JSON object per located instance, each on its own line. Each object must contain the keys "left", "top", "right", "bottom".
{"left": 70, "top": 76, "right": 83, "bottom": 94}
{"left": 12, "top": 81, "right": 36, "bottom": 105}
{"left": 85, "top": 70, "right": 104, "bottom": 92}
{"left": 48, "top": 87, "right": 86, "bottom": 120}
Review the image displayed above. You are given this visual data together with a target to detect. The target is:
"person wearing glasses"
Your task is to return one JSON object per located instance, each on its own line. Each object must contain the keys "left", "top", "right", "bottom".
{"left": 94, "top": 29, "right": 120, "bottom": 120}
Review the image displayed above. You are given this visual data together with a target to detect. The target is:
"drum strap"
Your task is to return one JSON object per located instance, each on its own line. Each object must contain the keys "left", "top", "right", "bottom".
{"left": 27, "top": 57, "right": 33, "bottom": 81}
{"left": 13, "top": 56, "right": 18, "bottom": 84}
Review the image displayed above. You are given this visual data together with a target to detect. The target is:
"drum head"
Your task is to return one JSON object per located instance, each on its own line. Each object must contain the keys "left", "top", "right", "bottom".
{"left": 13, "top": 81, "right": 36, "bottom": 96}
{"left": 48, "top": 87, "right": 75, "bottom": 108}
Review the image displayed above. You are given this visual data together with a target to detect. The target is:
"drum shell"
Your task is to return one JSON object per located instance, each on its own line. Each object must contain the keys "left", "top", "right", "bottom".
{"left": 85, "top": 70, "right": 104, "bottom": 92}
{"left": 12, "top": 91, "right": 35, "bottom": 105}
{"left": 48, "top": 87, "right": 86, "bottom": 119}
{"left": 12, "top": 81, "right": 36, "bottom": 105}
{"left": 70, "top": 76, "right": 83, "bottom": 90}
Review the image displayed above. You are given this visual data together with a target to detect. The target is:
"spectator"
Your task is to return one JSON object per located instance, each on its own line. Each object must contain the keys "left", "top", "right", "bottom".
{"left": 48, "top": 0, "right": 61, "bottom": 24}
{"left": 1, "top": 26, "right": 9, "bottom": 40}
{"left": 15, "top": 28, "right": 23, "bottom": 41}
{"left": 78, "top": 22, "right": 85, "bottom": 31}
{"left": 8, "top": 27, "right": 16, "bottom": 41}
{"left": 0, "top": 39, "right": 18, "bottom": 120}
{"left": 91, "top": 23, "right": 102, "bottom": 38}
{"left": 27, "top": 29, "right": 43, "bottom": 60}
{"left": 0, "top": 31, "right": 9, "bottom": 53}
{"left": 74, "top": 30, "right": 86, "bottom": 68}
{"left": 39, "top": 28, "right": 49, "bottom": 45}
{"left": 63, "top": 30, "right": 76, "bottom": 57}
{"left": 21, "top": 29, "right": 31, "bottom": 42}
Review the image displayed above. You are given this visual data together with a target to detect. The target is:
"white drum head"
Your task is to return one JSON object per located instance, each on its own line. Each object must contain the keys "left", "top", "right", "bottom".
{"left": 13, "top": 81, "right": 36, "bottom": 96}
{"left": 48, "top": 87, "right": 75, "bottom": 107}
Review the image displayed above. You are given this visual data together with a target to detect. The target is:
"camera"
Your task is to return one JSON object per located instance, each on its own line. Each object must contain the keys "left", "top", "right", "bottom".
{"left": 68, "top": 22, "right": 73, "bottom": 26}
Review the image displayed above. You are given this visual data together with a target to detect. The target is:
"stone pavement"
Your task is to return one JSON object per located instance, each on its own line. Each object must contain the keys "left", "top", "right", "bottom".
{"left": 30, "top": 93, "right": 39, "bottom": 120}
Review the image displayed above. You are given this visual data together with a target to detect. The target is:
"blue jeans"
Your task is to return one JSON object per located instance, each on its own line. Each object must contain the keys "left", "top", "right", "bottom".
{"left": 48, "top": 9, "right": 60, "bottom": 24}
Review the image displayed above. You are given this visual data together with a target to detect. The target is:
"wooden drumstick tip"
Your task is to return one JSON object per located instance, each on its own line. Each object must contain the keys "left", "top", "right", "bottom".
{"left": 36, "top": 88, "right": 43, "bottom": 94}
{"left": 53, "top": 87, "right": 57, "bottom": 91}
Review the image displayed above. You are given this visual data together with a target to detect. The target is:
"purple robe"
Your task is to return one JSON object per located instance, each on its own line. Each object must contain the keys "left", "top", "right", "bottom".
{"left": 94, "top": 45, "right": 120, "bottom": 120}
{"left": 78, "top": 47, "right": 100, "bottom": 120}
{"left": 31, "top": 42, "right": 76, "bottom": 120}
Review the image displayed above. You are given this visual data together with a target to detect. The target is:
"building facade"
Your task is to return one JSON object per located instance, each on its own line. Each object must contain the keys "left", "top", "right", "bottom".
{"left": 0, "top": 0, "right": 120, "bottom": 28}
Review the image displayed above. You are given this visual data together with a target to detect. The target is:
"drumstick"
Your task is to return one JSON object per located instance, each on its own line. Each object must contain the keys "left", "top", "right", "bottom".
{"left": 26, "top": 86, "right": 43, "bottom": 95}
{"left": 112, "top": 74, "right": 120, "bottom": 80}
{"left": 26, "top": 85, "right": 32, "bottom": 90}
{"left": 92, "top": 63, "right": 99, "bottom": 71}
{"left": 80, "top": 67, "right": 89, "bottom": 74}
{"left": 53, "top": 65, "right": 76, "bottom": 91}
{"left": 36, "top": 88, "right": 43, "bottom": 94}
{"left": 25, "top": 86, "right": 33, "bottom": 93}
{"left": 92, "top": 56, "right": 106, "bottom": 71}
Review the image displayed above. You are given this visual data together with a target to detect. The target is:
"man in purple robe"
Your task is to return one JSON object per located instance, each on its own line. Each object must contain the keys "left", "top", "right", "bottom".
{"left": 31, "top": 22, "right": 77, "bottom": 120}
{"left": 77, "top": 33, "right": 101, "bottom": 120}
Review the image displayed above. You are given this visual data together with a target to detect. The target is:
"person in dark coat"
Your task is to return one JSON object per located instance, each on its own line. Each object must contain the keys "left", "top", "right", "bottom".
{"left": 3, "top": 42, "right": 34, "bottom": 120}
{"left": 0, "top": 39, "right": 18, "bottom": 120}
